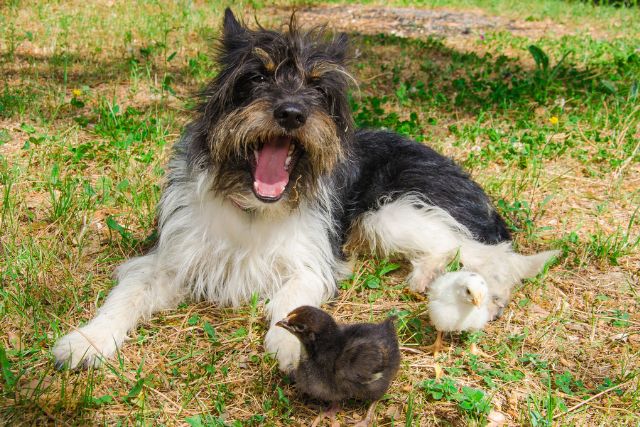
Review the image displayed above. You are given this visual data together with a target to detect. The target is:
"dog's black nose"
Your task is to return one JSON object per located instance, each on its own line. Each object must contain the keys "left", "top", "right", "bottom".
{"left": 274, "top": 103, "right": 307, "bottom": 130}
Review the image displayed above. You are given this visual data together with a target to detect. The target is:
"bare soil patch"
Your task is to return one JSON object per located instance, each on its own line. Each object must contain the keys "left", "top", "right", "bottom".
{"left": 267, "top": 5, "right": 582, "bottom": 41}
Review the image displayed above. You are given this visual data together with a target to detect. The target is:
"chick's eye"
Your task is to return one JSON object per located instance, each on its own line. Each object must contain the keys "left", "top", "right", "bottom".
{"left": 292, "top": 324, "right": 306, "bottom": 333}
{"left": 466, "top": 289, "right": 472, "bottom": 295}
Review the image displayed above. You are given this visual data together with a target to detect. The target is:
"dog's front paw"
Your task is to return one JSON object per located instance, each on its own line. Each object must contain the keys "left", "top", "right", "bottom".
{"left": 52, "top": 322, "right": 122, "bottom": 370}
{"left": 265, "top": 325, "right": 300, "bottom": 373}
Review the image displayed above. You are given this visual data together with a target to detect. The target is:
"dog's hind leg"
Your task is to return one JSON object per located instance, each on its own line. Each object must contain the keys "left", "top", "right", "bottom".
{"left": 352, "top": 196, "right": 471, "bottom": 292}
{"left": 353, "top": 196, "right": 559, "bottom": 301}
{"left": 52, "top": 253, "right": 184, "bottom": 369}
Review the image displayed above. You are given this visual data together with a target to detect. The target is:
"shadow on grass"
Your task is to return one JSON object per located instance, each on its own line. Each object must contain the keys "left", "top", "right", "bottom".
{"left": 350, "top": 32, "right": 639, "bottom": 117}
{"left": 2, "top": 30, "right": 638, "bottom": 121}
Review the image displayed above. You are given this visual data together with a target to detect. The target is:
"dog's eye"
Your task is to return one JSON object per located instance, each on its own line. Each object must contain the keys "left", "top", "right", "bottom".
{"left": 314, "top": 84, "right": 329, "bottom": 98}
{"left": 251, "top": 74, "right": 266, "bottom": 84}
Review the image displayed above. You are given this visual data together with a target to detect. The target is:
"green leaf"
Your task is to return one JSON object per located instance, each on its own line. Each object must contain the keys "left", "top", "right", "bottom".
{"left": 232, "top": 327, "right": 247, "bottom": 338}
{"left": 187, "top": 314, "right": 200, "bottom": 326}
{"left": 611, "top": 310, "right": 630, "bottom": 327}
{"left": 0, "top": 345, "right": 17, "bottom": 390}
{"left": 116, "top": 179, "right": 130, "bottom": 192}
{"left": 365, "top": 276, "right": 381, "bottom": 289}
{"left": 0, "top": 129, "right": 9, "bottom": 145}
{"left": 554, "top": 371, "right": 574, "bottom": 395}
{"left": 203, "top": 321, "right": 218, "bottom": 344}
{"left": 20, "top": 123, "right": 36, "bottom": 134}
{"left": 528, "top": 45, "right": 549, "bottom": 71}
{"left": 377, "top": 262, "right": 400, "bottom": 276}
{"left": 70, "top": 97, "right": 85, "bottom": 108}
{"left": 105, "top": 216, "right": 132, "bottom": 241}
{"left": 89, "top": 394, "right": 113, "bottom": 406}
{"left": 124, "top": 377, "right": 145, "bottom": 402}
{"left": 600, "top": 79, "right": 617, "bottom": 95}
{"left": 185, "top": 415, "right": 205, "bottom": 427}
{"left": 445, "top": 249, "right": 462, "bottom": 272}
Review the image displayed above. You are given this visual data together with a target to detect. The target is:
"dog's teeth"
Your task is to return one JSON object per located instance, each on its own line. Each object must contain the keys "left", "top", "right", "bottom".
{"left": 254, "top": 149, "right": 259, "bottom": 160}
{"left": 288, "top": 144, "right": 295, "bottom": 156}
{"left": 285, "top": 155, "right": 292, "bottom": 169}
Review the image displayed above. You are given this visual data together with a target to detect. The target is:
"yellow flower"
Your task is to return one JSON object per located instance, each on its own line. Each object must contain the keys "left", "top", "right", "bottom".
{"left": 72, "top": 89, "right": 82, "bottom": 97}
{"left": 549, "top": 116, "right": 559, "bottom": 125}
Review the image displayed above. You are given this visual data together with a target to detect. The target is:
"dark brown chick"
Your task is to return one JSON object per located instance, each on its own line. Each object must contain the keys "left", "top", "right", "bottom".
{"left": 276, "top": 306, "right": 400, "bottom": 427}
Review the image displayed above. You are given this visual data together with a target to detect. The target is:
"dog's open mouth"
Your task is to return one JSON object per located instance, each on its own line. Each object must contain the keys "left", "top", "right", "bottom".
{"left": 251, "top": 136, "right": 299, "bottom": 202}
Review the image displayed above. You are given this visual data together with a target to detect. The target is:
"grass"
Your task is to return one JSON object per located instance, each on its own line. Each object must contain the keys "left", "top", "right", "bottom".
{"left": 1, "top": 0, "right": 639, "bottom": 425}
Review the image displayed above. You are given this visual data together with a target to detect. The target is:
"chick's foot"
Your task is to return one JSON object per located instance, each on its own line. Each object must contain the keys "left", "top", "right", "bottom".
{"left": 311, "top": 402, "right": 340, "bottom": 427}
{"left": 353, "top": 401, "right": 377, "bottom": 427}
{"left": 423, "top": 331, "right": 450, "bottom": 356}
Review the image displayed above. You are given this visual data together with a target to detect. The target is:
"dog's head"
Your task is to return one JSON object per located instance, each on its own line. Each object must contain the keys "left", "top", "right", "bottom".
{"left": 196, "top": 9, "right": 354, "bottom": 211}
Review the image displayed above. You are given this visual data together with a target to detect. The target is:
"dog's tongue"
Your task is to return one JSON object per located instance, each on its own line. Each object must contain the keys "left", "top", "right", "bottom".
{"left": 254, "top": 136, "right": 291, "bottom": 199}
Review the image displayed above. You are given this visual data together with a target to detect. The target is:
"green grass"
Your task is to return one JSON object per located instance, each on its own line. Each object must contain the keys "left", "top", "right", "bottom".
{"left": 1, "top": 0, "right": 639, "bottom": 425}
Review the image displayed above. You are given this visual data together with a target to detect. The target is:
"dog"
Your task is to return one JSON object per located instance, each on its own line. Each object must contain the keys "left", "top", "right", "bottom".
{"left": 53, "top": 9, "right": 557, "bottom": 372}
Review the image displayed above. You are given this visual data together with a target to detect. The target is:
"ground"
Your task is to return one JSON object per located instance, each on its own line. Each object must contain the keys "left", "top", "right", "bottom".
{"left": 1, "top": 0, "right": 639, "bottom": 425}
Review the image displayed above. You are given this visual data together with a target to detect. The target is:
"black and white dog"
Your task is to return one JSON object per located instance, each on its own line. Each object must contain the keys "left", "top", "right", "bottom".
{"left": 53, "top": 10, "right": 556, "bottom": 371}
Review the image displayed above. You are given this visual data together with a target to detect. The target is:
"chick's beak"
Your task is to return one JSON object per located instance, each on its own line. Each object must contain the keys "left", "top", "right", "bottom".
{"left": 471, "top": 293, "right": 482, "bottom": 307}
{"left": 276, "top": 319, "right": 293, "bottom": 333}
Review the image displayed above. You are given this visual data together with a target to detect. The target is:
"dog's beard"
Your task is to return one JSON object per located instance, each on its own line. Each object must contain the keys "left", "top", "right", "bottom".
{"left": 207, "top": 99, "right": 342, "bottom": 209}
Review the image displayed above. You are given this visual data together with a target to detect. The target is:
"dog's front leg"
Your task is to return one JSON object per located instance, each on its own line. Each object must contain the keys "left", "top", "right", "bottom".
{"left": 264, "top": 272, "right": 331, "bottom": 372}
{"left": 52, "top": 253, "right": 185, "bottom": 369}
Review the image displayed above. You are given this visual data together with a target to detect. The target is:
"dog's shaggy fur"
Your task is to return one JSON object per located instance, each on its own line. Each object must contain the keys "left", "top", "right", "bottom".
{"left": 53, "top": 10, "right": 557, "bottom": 371}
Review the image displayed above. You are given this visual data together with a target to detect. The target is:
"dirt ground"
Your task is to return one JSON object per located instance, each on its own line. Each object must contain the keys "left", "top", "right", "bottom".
{"left": 265, "top": 4, "right": 604, "bottom": 41}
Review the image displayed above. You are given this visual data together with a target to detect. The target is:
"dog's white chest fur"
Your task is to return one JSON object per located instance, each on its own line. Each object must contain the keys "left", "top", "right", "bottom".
{"left": 156, "top": 171, "right": 337, "bottom": 307}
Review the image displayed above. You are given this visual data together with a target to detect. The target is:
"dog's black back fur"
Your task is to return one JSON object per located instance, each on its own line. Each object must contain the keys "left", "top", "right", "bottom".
{"left": 334, "top": 130, "right": 511, "bottom": 245}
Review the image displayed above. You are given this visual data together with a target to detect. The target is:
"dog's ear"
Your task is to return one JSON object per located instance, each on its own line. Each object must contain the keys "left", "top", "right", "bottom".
{"left": 328, "top": 32, "right": 349, "bottom": 63}
{"left": 222, "top": 8, "right": 247, "bottom": 40}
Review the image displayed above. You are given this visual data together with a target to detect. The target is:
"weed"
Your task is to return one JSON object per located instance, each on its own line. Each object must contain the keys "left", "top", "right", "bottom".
{"left": 457, "top": 386, "right": 492, "bottom": 420}
{"left": 526, "top": 391, "right": 567, "bottom": 426}
{"left": 420, "top": 377, "right": 492, "bottom": 421}
{"left": 554, "top": 371, "right": 588, "bottom": 396}
{"left": 0, "top": 85, "right": 35, "bottom": 118}
{"left": 0, "top": 345, "right": 17, "bottom": 392}
{"left": 467, "top": 354, "right": 526, "bottom": 389}
{"left": 585, "top": 214, "right": 640, "bottom": 265}
{"left": 559, "top": 208, "right": 640, "bottom": 265}
{"left": 351, "top": 95, "right": 424, "bottom": 141}
{"left": 362, "top": 259, "right": 401, "bottom": 290}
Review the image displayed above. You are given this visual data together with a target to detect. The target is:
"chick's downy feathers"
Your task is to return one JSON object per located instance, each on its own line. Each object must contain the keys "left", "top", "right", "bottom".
{"left": 428, "top": 271, "right": 491, "bottom": 333}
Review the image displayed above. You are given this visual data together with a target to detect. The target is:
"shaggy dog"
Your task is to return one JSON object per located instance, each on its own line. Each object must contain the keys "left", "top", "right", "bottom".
{"left": 53, "top": 9, "right": 557, "bottom": 372}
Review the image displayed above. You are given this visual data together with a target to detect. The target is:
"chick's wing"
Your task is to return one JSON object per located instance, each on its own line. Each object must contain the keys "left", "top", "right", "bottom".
{"left": 335, "top": 331, "right": 390, "bottom": 386}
